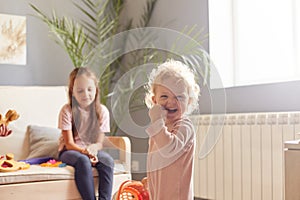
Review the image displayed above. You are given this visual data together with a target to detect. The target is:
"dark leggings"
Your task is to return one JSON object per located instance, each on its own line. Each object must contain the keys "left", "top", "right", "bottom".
{"left": 59, "top": 150, "right": 114, "bottom": 200}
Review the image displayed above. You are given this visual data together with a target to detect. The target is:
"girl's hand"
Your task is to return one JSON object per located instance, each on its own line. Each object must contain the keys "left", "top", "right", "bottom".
{"left": 80, "top": 148, "right": 98, "bottom": 165}
{"left": 0, "top": 124, "right": 12, "bottom": 137}
{"left": 148, "top": 104, "right": 167, "bottom": 123}
{"left": 89, "top": 155, "right": 98, "bottom": 166}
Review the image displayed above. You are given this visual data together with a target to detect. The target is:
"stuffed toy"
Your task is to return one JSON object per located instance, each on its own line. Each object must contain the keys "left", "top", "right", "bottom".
{"left": 0, "top": 153, "right": 30, "bottom": 172}
{"left": 0, "top": 109, "right": 19, "bottom": 137}
{"left": 115, "top": 178, "right": 149, "bottom": 200}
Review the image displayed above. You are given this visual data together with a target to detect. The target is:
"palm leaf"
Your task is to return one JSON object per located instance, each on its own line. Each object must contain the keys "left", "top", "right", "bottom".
{"left": 30, "top": 4, "right": 90, "bottom": 67}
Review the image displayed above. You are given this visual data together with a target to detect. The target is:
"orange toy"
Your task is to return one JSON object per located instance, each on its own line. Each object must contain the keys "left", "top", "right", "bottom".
{"left": 0, "top": 153, "right": 30, "bottom": 172}
{"left": 115, "top": 178, "right": 149, "bottom": 200}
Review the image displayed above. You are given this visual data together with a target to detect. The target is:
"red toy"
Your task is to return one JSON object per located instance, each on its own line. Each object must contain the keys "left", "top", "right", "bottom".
{"left": 115, "top": 178, "right": 149, "bottom": 200}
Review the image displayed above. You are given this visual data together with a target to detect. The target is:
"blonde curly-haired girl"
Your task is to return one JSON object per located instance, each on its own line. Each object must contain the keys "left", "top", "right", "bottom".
{"left": 145, "top": 59, "right": 200, "bottom": 200}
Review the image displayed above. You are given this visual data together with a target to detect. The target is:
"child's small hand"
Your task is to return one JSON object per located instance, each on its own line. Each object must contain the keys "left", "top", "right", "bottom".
{"left": 148, "top": 104, "right": 167, "bottom": 123}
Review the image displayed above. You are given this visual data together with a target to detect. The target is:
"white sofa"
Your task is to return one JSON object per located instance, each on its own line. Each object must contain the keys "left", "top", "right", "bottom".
{"left": 0, "top": 86, "right": 131, "bottom": 200}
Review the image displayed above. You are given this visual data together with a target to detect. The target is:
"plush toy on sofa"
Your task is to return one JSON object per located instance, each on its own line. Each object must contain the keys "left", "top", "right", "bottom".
{"left": 0, "top": 153, "right": 30, "bottom": 172}
{"left": 0, "top": 109, "right": 19, "bottom": 137}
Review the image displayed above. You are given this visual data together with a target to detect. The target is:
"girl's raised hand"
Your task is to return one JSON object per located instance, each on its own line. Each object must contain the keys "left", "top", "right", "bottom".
{"left": 148, "top": 104, "right": 167, "bottom": 123}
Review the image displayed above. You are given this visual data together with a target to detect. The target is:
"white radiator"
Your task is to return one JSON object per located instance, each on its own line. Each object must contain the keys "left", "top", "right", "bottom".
{"left": 191, "top": 112, "right": 300, "bottom": 200}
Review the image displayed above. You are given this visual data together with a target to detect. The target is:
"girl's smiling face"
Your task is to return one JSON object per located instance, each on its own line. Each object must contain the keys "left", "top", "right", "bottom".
{"left": 73, "top": 74, "right": 97, "bottom": 110}
{"left": 152, "top": 77, "right": 190, "bottom": 124}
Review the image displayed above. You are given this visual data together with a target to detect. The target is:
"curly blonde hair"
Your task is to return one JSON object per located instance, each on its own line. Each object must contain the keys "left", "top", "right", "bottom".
{"left": 145, "top": 59, "right": 200, "bottom": 114}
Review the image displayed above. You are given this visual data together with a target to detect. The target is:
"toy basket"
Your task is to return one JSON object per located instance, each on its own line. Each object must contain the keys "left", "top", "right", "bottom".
{"left": 115, "top": 178, "right": 149, "bottom": 200}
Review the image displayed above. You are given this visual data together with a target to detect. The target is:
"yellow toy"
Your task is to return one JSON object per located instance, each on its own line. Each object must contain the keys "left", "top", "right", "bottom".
{"left": 0, "top": 109, "right": 19, "bottom": 137}
{"left": 0, "top": 153, "right": 30, "bottom": 172}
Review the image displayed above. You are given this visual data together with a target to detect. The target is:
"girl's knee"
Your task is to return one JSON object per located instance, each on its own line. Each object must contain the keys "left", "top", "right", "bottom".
{"left": 76, "top": 155, "right": 92, "bottom": 168}
{"left": 98, "top": 153, "right": 114, "bottom": 168}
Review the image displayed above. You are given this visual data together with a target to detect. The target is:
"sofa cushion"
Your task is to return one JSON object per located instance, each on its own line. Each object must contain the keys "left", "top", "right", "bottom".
{"left": 0, "top": 165, "right": 74, "bottom": 184}
{"left": 26, "top": 125, "right": 60, "bottom": 159}
{"left": 0, "top": 162, "right": 127, "bottom": 185}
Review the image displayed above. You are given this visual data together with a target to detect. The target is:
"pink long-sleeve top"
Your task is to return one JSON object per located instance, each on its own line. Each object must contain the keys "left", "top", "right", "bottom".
{"left": 146, "top": 117, "right": 195, "bottom": 200}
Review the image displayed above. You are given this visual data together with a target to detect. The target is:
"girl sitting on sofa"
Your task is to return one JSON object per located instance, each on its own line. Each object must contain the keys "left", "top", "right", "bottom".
{"left": 58, "top": 67, "right": 114, "bottom": 200}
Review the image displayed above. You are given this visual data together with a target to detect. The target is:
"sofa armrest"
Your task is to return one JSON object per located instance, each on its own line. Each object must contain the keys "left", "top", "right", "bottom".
{"left": 103, "top": 136, "right": 131, "bottom": 173}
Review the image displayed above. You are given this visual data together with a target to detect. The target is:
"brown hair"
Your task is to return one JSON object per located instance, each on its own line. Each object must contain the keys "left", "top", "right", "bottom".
{"left": 68, "top": 67, "right": 103, "bottom": 142}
